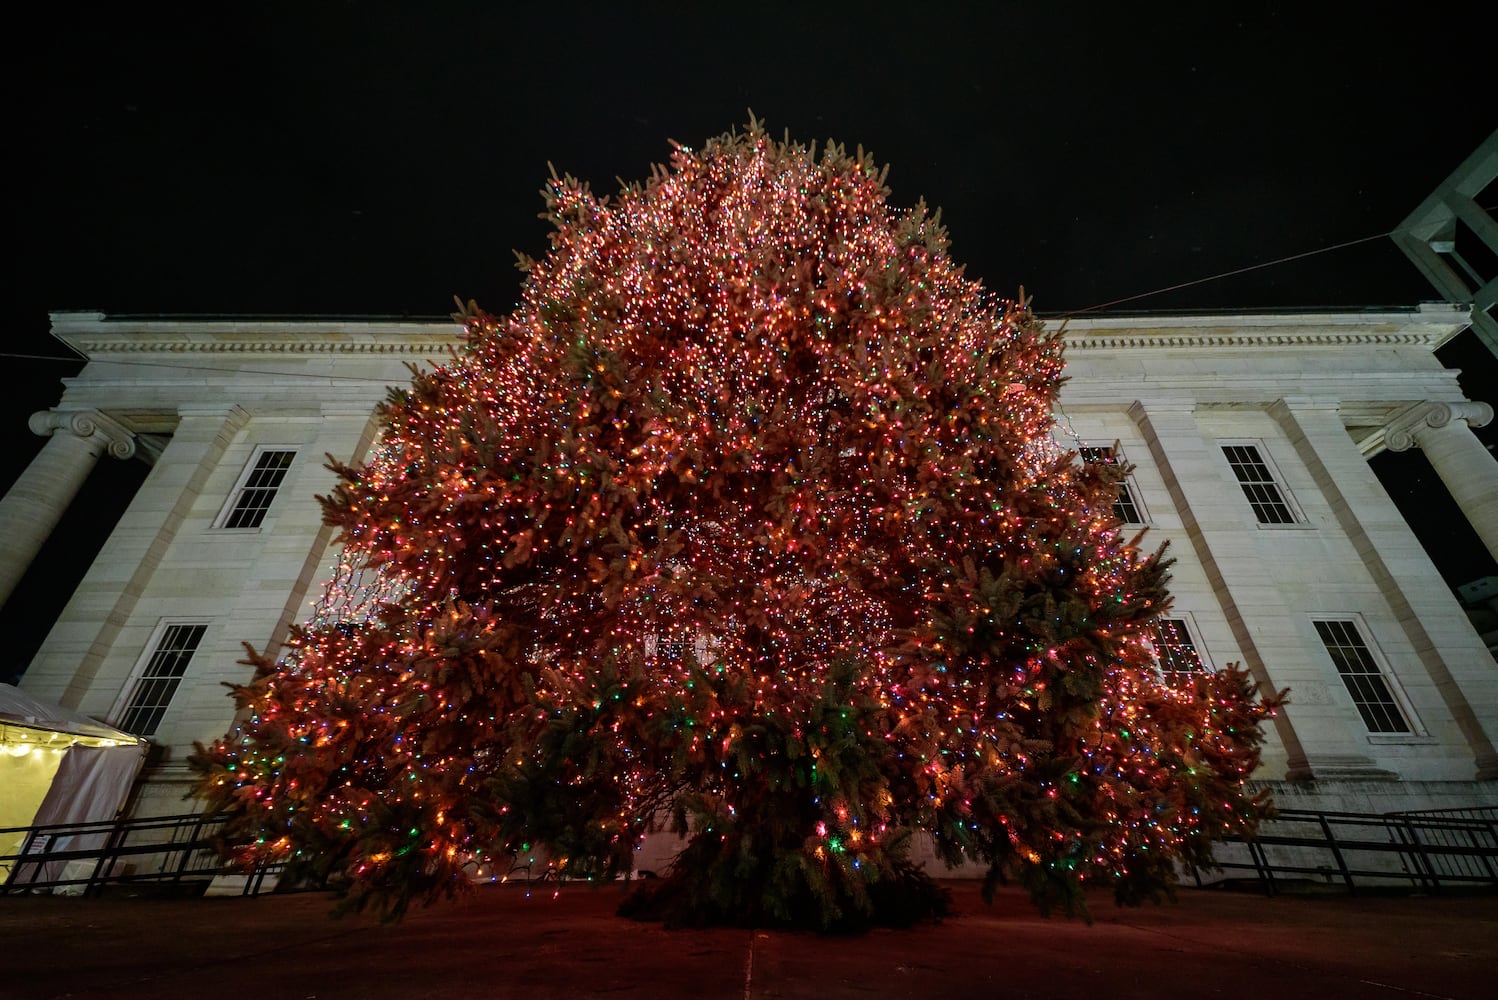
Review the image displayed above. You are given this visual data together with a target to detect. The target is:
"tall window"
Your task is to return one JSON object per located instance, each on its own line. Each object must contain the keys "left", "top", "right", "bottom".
{"left": 1220, "top": 443, "right": 1298, "bottom": 524}
{"left": 1149, "top": 617, "right": 1208, "bottom": 686}
{"left": 1313, "top": 619, "right": 1410, "bottom": 734}
{"left": 116, "top": 622, "right": 209, "bottom": 736}
{"left": 218, "top": 448, "right": 296, "bottom": 529}
{"left": 647, "top": 632, "right": 716, "bottom": 668}
{"left": 1079, "top": 445, "right": 1145, "bottom": 524}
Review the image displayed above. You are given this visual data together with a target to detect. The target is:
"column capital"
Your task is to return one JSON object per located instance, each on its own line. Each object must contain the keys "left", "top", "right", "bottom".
{"left": 1384, "top": 400, "right": 1494, "bottom": 453}
{"left": 28, "top": 409, "right": 137, "bottom": 461}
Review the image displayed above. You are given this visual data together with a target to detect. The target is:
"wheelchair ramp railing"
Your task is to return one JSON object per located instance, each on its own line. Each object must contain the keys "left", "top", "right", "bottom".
{"left": 1201, "top": 806, "right": 1498, "bottom": 895}
{"left": 0, "top": 812, "right": 278, "bottom": 897}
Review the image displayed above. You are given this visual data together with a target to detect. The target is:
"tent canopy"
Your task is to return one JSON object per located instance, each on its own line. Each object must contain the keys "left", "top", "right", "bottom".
{"left": 1, "top": 684, "right": 146, "bottom": 884}
{"left": 0, "top": 684, "right": 140, "bottom": 745}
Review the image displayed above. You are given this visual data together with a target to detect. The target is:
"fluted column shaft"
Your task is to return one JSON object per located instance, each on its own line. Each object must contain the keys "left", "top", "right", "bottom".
{"left": 0, "top": 411, "right": 136, "bottom": 609}
{"left": 1386, "top": 401, "right": 1498, "bottom": 564}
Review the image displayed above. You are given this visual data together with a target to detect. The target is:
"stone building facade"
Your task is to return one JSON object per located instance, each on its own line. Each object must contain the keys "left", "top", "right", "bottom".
{"left": 6, "top": 305, "right": 1496, "bottom": 821}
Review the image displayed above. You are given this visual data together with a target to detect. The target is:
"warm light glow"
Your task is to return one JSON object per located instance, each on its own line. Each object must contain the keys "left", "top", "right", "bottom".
{"left": 190, "top": 120, "right": 1277, "bottom": 924}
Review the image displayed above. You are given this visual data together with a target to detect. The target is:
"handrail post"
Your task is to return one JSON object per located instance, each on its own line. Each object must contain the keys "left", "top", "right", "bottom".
{"left": 1476, "top": 819, "right": 1498, "bottom": 880}
{"left": 8, "top": 830, "right": 42, "bottom": 893}
{"left": 1319, "top": 815, "right": 1356, "bottom": 893}
{"left": 1247, "top": 839, "right": 1276, "bottom": 896}
{"left": 1403, "top": 818, "right": 1439, "bottom": 893}
{"left": 171, "top": 816, "right": 199, "bottom": 885}
{"left": 86, "top": 815, "right": 128, "bottom": 898}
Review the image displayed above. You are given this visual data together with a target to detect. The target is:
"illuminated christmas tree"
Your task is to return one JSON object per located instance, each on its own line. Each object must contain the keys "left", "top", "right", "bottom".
{"left": 192, "top": 121, "right": 1277, "bottom": 928}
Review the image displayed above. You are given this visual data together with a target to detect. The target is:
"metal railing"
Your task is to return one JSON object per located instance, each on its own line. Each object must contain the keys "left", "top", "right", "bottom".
{"left": 1203, "top": 807, "right": 1498, "bottom": 895}
{"left": 1, "top": 812, "right": 537, "bottom": 898}
{"left": 0, "top": 811, "right": 262, "bottom": 897}
{"left": 7, "top": 805, "right": 1496, "bottom": 900}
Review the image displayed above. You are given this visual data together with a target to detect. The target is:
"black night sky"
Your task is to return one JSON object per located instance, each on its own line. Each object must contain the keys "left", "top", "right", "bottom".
{"left": 3, "top": 3, "right": 1495, "bottom": 678}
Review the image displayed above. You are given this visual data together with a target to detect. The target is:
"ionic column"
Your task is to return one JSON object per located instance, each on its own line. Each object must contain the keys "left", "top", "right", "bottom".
{"left": 0, "top": 410, "right": 136, "bottom": 609}
{"left": 1385, "top": 400, "right": 1498, "bottom": 563}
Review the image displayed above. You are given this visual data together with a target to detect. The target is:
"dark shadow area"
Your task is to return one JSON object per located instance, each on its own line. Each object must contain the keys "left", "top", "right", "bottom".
{"left": 0, "top": 455, "right": 151, "bottom": 685}
{"left": 1368, "top": 328, "right": 1498, "bottom": 593}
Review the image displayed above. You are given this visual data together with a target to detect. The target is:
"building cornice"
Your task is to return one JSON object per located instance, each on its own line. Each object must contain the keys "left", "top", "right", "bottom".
{"left": 50, "top": 304, "right": 1471, "bottom": 357}
{"left": 1058, "top": 304, "right": 1471, "bottom": 352}
{"left": 1065, "top": 330, "right": 1455, "bottom": 351}
{"left": 49, "top": 312, "right": 465, "bottom": 356}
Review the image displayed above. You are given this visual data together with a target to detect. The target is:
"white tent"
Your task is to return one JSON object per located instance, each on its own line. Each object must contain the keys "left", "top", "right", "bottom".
{"left": 0, "top": 684, "right": 146, "bottom": 884}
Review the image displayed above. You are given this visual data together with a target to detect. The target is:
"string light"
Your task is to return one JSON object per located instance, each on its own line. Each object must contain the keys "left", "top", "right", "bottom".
{"left": 190, "top": 120, "right": 1278, "bottom": 925}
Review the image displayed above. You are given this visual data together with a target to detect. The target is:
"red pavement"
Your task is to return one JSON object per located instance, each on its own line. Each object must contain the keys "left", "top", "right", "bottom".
{"left": 2, "top": 881, "right": 1495, "bottom": 999}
